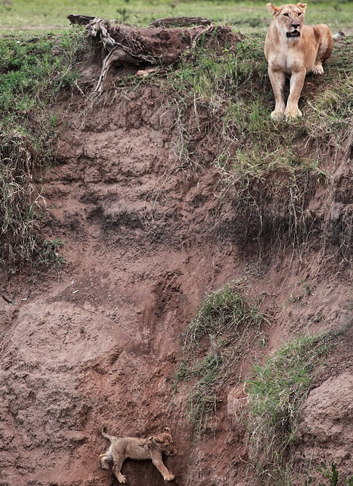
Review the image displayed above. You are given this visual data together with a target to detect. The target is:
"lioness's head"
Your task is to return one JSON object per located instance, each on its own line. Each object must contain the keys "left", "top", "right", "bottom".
{"left": 150, "top": 427, "right": 177, "bottom": 456}
{"left": 267, "top": 3, "right": 306, "bottom": 39}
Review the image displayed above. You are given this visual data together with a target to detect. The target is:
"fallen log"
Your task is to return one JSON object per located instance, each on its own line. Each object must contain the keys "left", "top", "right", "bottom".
{"left": 67, "top": 15, "right": 240, "bottom": 92}
{"left": 149, "top": 16, "right": 213, "bottom": 28}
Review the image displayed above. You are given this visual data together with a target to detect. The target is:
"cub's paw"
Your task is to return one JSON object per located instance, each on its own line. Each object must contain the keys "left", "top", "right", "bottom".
{"left": 117, "top": 474, "right": 128, "bottom": 484}
{"left": 99, "top": 454, "right": 111, "bottom": 470}
{"left": 164, "top": 473, "right": 175, "bottom": 481}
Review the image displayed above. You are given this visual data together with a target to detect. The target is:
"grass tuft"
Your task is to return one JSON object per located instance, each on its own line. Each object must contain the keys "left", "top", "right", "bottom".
{"left": 185, "top": 283, "right": 264, "bottom": 344}
{"left": 247, "top": 332, "right": 333, "bottom": 483}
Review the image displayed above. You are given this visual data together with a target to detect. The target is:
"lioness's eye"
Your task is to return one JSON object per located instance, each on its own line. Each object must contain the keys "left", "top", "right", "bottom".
{"left": 298, "top": 12, "right": 302, "bottom": 16}
{"left": 283, "top": 13, "right": 290, "bottom": 17}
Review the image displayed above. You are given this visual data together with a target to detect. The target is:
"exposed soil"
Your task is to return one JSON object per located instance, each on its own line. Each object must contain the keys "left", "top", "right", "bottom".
{"left": 1, "top": 34, "right": 353, "bottom": 486}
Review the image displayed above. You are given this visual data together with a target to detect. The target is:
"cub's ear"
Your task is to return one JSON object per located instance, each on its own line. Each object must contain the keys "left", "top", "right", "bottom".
{"left": 164, "top": 427, "right": 171, "bottom": 433}
{"left": 297, "top": 2, "right": 307, "bottom": 10}
{"left": 266, "top": 3, "right": 280, "bottom": 16}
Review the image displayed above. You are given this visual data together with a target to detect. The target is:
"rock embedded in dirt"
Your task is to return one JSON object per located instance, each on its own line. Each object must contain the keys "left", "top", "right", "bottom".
{"left": 299, "top": 372, "right": 353, "bottom": 473}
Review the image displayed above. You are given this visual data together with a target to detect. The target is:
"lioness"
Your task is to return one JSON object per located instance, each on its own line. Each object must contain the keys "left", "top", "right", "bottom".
{"left": 99, "top": 425, "right": 176, "bottom": 484}
{"left": 265, "top": 3, "right": 334, "bottom": 120}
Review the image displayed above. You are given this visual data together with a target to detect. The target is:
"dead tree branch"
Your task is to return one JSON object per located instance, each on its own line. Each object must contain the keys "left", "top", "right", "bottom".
{"left": 149, "top": 16, "right": 213, "bottom": 28}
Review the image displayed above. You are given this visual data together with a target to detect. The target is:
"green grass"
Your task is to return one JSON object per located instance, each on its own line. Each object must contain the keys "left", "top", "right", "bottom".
{"left": 0, "top": 31, "right": 83, "bottom": 266}
{"left": 318, "top": 462, "right": 353, "bottom": 486}
{"left": 38, "top": 238, "right": 66, "bottom": 270}
{"left": 0, "top": 1, "right": 352, "bottom": 33}
{"left": 174, "top": 282, "right": 265, "bottom": 436}
{"left": 247, "top": 333, "right": 333, "bottom": 484}
{"left": 184, "top": 282, "right": 264, "bottom": 343}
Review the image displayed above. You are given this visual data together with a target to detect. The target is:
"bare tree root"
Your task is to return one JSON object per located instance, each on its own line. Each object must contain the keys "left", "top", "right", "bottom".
{"left": 67, "top": 15, "right": 240, "bottom": 92}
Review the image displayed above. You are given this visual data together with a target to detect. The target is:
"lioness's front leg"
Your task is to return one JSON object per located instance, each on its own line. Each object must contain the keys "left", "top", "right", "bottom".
{"left": 151, "top": 456, "right": 175, "bottom": 482}
{"left": 285, "top": 68, "right": 306, "bottom": 119}
{"left": 268, "top": 66, "right": 286, "bottom": 120}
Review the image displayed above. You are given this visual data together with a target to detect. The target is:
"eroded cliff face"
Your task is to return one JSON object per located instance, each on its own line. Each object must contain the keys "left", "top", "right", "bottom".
{"left": 1, "top": 65, "right": 353, "bottom": 486}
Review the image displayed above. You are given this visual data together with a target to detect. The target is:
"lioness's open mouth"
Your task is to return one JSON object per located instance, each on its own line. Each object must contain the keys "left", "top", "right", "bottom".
{"left": 286, "top": 31, "right": 300, "bottom": 38}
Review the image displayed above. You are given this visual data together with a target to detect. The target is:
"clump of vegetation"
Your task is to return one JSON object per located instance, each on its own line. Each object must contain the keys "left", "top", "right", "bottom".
{"left": 0, "top": 31, "right": 83, "bottom": 268}
{"left": 38, "top": 239, "right": 66, "bottom": 271}
{"left": 247, "top": 333, "right": 333, "bottom": 484}
{"left": 184, "top": 282, "right": 264, "bottom": 343}
{"left": 174, "top": 282, "right": 265, "bottom": 435}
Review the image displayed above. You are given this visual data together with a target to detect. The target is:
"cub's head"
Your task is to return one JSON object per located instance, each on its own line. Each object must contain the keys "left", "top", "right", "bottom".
{"left": 150, "top": 427, "right": 176, "bottom": 456}
{"left": 267, "top": 3, "right": 306, "bottom": 38}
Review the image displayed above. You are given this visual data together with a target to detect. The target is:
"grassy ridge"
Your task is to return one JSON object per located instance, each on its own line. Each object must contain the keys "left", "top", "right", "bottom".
{"left": 165, "top": 31, "right": 352, "bottom": 253}
{"left": 0, "top": 0, "right": 352, "bottom": 32}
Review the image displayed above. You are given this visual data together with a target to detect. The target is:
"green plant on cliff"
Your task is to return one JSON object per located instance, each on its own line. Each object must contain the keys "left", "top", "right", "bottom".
{"left": 247, "top": 333, "right": 333, "bottom": 484}
{"left": 0, "top": 31, "right": 83, "bottom": 267}
{"left": 38, "top": 239, "right": 66, "bottom": 271}
{"left": 318, "top": 462, "right": 353, "bottom": 486}
{"left": 174, "top": 282, "right": 265, "bottom": 436}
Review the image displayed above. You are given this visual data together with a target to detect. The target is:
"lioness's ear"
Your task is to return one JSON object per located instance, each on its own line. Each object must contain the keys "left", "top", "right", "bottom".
{"left": 266, "top": 3, "right": 280, "bottom": 16}
{"left": 297, "top": 2, "right": 307, "bottom": 10}
{"left": 153, "top": 434, "right": 163, "bottom": 444}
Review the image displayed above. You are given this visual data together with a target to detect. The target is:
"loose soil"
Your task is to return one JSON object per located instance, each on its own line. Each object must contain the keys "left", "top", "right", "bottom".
{"left": 1, "top": 34, "right": 353, "bottom": 486}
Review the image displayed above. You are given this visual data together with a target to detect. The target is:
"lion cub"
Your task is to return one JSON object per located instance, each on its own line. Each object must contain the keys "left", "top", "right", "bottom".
{"left": 99, "top": 425, "right": 176, "bottom": 484}
{"left": 264, "top": 2, "right": 334, "bottom": 120}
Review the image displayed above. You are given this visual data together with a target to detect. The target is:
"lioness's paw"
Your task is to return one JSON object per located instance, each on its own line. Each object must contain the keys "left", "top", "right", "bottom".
{"left": 270, "top": 111, "right": 285, "bottom": 121}
{"left": 312, "top": 65, "right": 324, "bottom": 75}
{"left": 164, "top": 473, "right": 175, "bottom": 481}
{"left": 118, "top": 474, "right": 128, "bottom": 484}
{"left": 285, "top": 109, "right": 302, "bottom": 120}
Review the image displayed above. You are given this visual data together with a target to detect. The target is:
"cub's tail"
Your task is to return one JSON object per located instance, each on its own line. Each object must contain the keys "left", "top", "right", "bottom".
{"left": 101, "top": 425, "right": 115, "bottom": 442}
{"left": 333, "top": 31, "right": 345, "bottom": 41}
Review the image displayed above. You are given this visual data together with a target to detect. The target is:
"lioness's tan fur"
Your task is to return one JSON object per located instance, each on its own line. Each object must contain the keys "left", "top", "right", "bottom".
{"left": 264, "top": 2, "right": 333, "bottom": 120}
{"left": 99, "top": 426, "right": 176, "bottom": 484}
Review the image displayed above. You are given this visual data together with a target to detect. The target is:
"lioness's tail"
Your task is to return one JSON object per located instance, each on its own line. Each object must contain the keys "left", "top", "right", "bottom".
{"left": 333, "top": 32, "right": 345, "bottom": 41}
{"left": 101, "top": 425, "right": 115, "bottom": 442}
